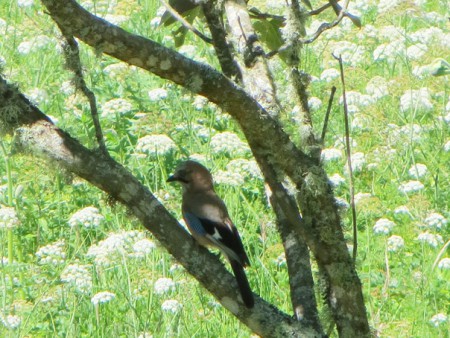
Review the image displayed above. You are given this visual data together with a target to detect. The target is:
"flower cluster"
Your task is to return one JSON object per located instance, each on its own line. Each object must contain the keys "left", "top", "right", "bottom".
{"left": 36, "top": 240, "right": 66, "bottom": 265}
{"left": 210, "top": 132, "right": 250, "bottom": 155}
{"left": 86, "top": 230, "right": 152, "bottom": 266}
{"left": 101, "top": 98, "right": 133, "bottom": 117}
{"left": 148, "top": 88, "right": 168, "bottom": 101}
{"left": 424, "top": 213, "right": 447, "bottom": 230}
{"left": 0, "top": 314, "right": 21, "bottom": 330}
{"left": 68, "top": 206, "right": 105, "bottom": 228}
{"left": 161, "top": 299, "right": 183, "bottom": 314}
{"left": 400, "top": 88, "right": 433, "bottom": 112}
{"left": 0, "top": 206, "right": 20, "bottom": 229}
{"left": 398, "top": 180, "right": 424, "bottom": 194}
{"left": 154, "top": 277, "right": 176, "bottom": 295}
{"left": 408, "top": 164, "right": 428, "bottom": 179}
{"left": 429, "top": 313, "right": 448, "bottom": 327}
{"left": 437, "top": 258, "right": 450, "bottom": 270}
{"left": 417, "top": 232, "right": 443, "bottom": 248}
{"left": 373, "top": 218, "right": 395, "bottom": 235}
{"left": 136, "top": 134, "right": 177, "bottom": 156}
{"left": 226, "top": 159, "right": 262, "bottom": 180}
{"left": 91, "top": 291, "right": 116, "bottom": 305}
{"left": 387, "top": 235, "right": 405, "bottom": 252}
{"left": 60, "top": 263, "right": 93, "bottom": 294}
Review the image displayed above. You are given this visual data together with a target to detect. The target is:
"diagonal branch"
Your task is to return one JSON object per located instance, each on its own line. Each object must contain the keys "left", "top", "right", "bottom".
{"left": 0, "top": 74, "right": 319, "bottom": 337}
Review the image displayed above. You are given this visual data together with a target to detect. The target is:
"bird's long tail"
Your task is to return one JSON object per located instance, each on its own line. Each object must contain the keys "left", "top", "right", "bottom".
{"left": 230, "top": 260, "right": 254, "bottom": 308}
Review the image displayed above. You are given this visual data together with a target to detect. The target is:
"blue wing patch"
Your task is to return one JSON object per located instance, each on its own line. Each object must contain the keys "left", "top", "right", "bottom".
{"left": 183, "top": 211, "right": 207, "bottom": 236}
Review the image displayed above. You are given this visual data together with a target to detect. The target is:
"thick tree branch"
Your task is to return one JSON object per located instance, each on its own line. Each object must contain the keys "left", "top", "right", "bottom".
{"left": 39, "top": 1, "right": 370, "bottom": 335}
{"left": 0, "top": 75, "right": 321, "bottom": 337}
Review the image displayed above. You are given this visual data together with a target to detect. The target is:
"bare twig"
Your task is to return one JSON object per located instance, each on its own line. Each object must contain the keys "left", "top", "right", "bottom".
{"left": 160, "top": 0, "right": 213, "bottom": 44}
{"left": 333, "top": 53, "right": 357, "bottom": 263}
{"left": 321, "top": 86, "right": 336, "bottom": 143}
{"left": 58, "top": 26, "right": 108, "bottom": 155}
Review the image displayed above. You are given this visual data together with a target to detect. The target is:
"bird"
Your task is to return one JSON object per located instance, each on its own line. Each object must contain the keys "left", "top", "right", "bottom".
{"left": 167, "top": 160, "right": 254, "bottom": 308}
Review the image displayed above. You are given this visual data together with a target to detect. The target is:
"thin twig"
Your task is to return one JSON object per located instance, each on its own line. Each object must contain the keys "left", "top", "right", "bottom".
{"left": 160, "top": 0, "right": 213, "bottom": 44}
{"left": 58, "top": 26, "right": 108, "bottom": 155}
{"left": 333, "top": 53, "right": 357, "bottom": 263}
{"left": 321, "top": 86, "right": 336, "bottom": 143}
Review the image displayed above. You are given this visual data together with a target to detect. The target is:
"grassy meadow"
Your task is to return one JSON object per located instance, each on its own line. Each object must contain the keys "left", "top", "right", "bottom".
{"left": 0, "top": 0, "right": 449, "bottom": 337}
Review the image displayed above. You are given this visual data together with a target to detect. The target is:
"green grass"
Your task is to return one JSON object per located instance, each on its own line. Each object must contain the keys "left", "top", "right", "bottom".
{"left": 0, "top": 0, "right": 449, "bottom": 337}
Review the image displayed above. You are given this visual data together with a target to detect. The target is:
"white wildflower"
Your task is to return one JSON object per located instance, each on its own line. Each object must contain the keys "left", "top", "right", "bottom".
{"left": 36, "top": 240, "right": 66, "bottom": 265}
{"left": 424, "top": 213, "right": 447, "bottom": 230}
{"left": 61, "top": 263, "right": 93, "bottom": 294}
{"left": 394, "top": 206, "right": 411, "bottom": 216}
{"left": 101, "top": 98, "right": 133, "bottom": 117}
{"left": 154, "top": 277, "right": 176, "bottom": 295}
{"left": 104, "top": 14, "right": 128, "bottom": 25}
{"left": 417, "top": 232, "right": 443, "bottom": 248}
{"left": 210, "top": 132, "right": 250, "bottom": 155}
{"left": 328, "top": 173, "right": 346, "bottom": 187}
{"left": 444, "top": 140, "right": 450, "bottom": 152}
{"left": 430, "top": 313, "right": 447, "bottom": 327}
{"left": 406, "top": 43, "right": 427, "bottom": 61}
{"left": 0, "top": 206, "right": 20, "bottom": 229}
{"left": 366, "top": 76, "right": 389, "bottom": 99}
{"left": 136, "top": 134, "right": 177, "bottom": 156}
{"left": 308, "top": 97, "right": 322, "bottom": 111}
{"left": 68, "top": 206, "right": 104, "bottom": 228}
{"left": 339, "top": 91, "right": 374, "bottom": 107}
{"left": 399, "top": 180, "right": 424, "bottom": 194}
{"left": 400, "top": 88, "right": 433, "bottom": 112}
{"left": 214, "top": 170, "right": 245, "bottom": 187}
{"left": 408, "top": 163, "right": 428, "bottom": 179}
{"left": 91, "top": 291, "right": 116, "bottom": 305}
{"left": 437, "top": 258, "right": 450, "bottom": 270}
{"left": 132, "top": 238, "right": 156, "bottom": 255}
{"left": 321, "top": 148, "right": 342, "bottom": 162}
{"left": 86, "top": 230, "right": 146, "bottom": 266}
{"left": 335, "top": 197, "right": 350, "bottom": 211}
{"left": 331, "top": 41, "right": 366, "bottom": 66}
{"left": 345, "top": 152, "right": 366, "bottom": 174}
{"left": 373, "top": 40, "right": 406, "bottom": 64}
{"left": 354, "top": 193, "right": 372, "bottom": 205}
{"left": 193, "top": 96, "right": 209, "bottom": 110}
{"left": 18, "top": 0, "right": 34, "bottom": 7}
{"left": 161, "top": 299, "right": 182, "bottom": 313}
{"left": 1, "top": 314, "right": 21, "bottom": 329}
{"left": 103, "top": 63, "right": 130, "bottom": 77}
{"left": 26, "top": 88, "right": 48, "bottom": 105}
{"left": 320, "top": 68, "right": 340, "bottom": 82}
{"left": 226, "top": 159, "right": 262, "bottom": 180}
{"left": 387, "top": 235, "right": 405, "bottom": 252}
{"left": 148, "top": 88, "right": 168, "bottom": 101}
{"left": 373, "top": 218, "right": 395, "bottom": 235}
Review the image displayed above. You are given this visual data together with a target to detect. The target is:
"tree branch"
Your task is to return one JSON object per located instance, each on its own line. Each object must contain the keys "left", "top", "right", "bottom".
{"left": 0, "top": 74, "right": 320, "bottom": 337}
{"left": 39, "top": 1, "right": 370, "bottom": 335}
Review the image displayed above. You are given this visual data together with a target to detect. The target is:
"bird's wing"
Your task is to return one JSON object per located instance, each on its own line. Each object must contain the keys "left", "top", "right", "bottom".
{"left": 183, "top": 211, "right": 250, "bottom": 267}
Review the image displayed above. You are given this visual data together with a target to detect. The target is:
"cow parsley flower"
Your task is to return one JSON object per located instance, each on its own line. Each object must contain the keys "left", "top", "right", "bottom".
{"left": 18, "top": 0, "right": 34, "bottom": 7}
{"left": 417, "top": 232, "right": 443, "bottom": 248}
{"left": 1, "top": 314, "right": 21, "bottom": 330}
{"left": 226, "top": 159, "right": 262, "bottom": 180}
{"left": 308, "top": 97, "right": 322, "bottom": 111}
{"left": 331, "top": 41, "right": 366, "bottom": 66}
{"left": 320, "top": 68, "right": 340, "bottom": 82}
{"left": 161, "top": 299, "right": 182, "bottom": 313}
{"left": 406, "top": 43, "right": 427, "bottom": 61}
{"left": 345, "top": 152, "right": 366, "bottom": 174}
{"left": 101, "top": 98, "right": 133, "bottom": 117}
{"left": 394, "top": 205, "right": 411, "bottom": 216}
{"left": 91, "top": 291, "right": 116, "bottom": 305}
{"left": 400, "top": 88, "right": 433, "bottom": 112}
{"left": 373, "top": 218, "right": 395, "bottom": 235}
{"left": 154, "top": 277, "right": 176, "bottom": 295}
{"left": 408, "top": 163, "right": 428, "bottom": 179}
{"left": 387, "top": 235, "right": 405, "bottom": 252}
{"left": 36, "top": 240, "right": 66, "bottom": 265}
{"left": 0, "top": 206, "right": 20, "bottom": 229}
{"left": 210, "top": 132, "right": 249, "bottom": 155}
{"left": 424, "top": 213, "right": 447, "bottom": 230}
{"left": 86, "top": 230, "right": 146, "bottom": 266}
{"left": 366, "top": 76, "right": 389, "bottom": 99}
{"left": 69, "top": 206, "right": 104, "bottom": 228}
{"left": 136, "top": 134, "right": 177, "bottom": 156}
{"left": 399, "top": 180, "right": 424, "bottom": 194}
{"left": 148, "top": 88, "right": 168, "bottom": 101}
{"left": 61, "top": 263, "right": 93, "bottom": 294}
{"left": 132, "top": 239, "right": 156, "bottom": 256}
{"left": 214, "top": 170, "right": 245, "bottom": 186}
{"left": 328, "top": 173, "right": 346, "bottom": 187}
{"left": 321, "top": 148, "right": 342, "bottom": 162}
{"left": 437, "top": 258, "right": 450, "bottom": 270}
{"left": 430, "top": 313, "right": 447, "bottom": 327}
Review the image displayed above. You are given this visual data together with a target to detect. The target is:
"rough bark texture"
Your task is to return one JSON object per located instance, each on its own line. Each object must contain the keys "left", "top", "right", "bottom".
{"left": 22, "top": 1, "right": 370, "bottom": 336}
{"left": 0, "top": 75, "right": 320, "bottom": 337}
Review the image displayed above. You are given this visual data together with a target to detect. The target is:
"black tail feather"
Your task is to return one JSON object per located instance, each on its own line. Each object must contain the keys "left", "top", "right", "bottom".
{"left": 230, "top": 260, "right": 254, "bottom": 308}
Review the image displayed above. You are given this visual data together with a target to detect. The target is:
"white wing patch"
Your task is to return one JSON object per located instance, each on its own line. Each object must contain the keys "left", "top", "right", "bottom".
{"left": 211, "top": 227, "right": 222, "bottom": 240}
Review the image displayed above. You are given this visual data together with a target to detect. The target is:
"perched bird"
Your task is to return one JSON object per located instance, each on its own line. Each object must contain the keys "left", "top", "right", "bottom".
{"left": 167, "top": 160, "right": 254, "bottom": 308}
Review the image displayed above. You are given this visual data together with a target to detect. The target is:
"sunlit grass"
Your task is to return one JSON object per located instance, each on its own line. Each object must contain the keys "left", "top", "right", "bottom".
{"left": 0, "top": 0, "right": 449, "bottom": 337}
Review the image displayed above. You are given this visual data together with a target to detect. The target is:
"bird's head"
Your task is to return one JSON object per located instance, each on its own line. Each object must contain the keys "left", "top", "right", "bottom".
{"left": 167, "top": 160, "right": 214, "bottom": 192}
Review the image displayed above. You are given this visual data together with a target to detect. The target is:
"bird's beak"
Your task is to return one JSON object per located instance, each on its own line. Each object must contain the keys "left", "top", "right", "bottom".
{"left": 166, "top": 175, "right": 177, "bottom": 183}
